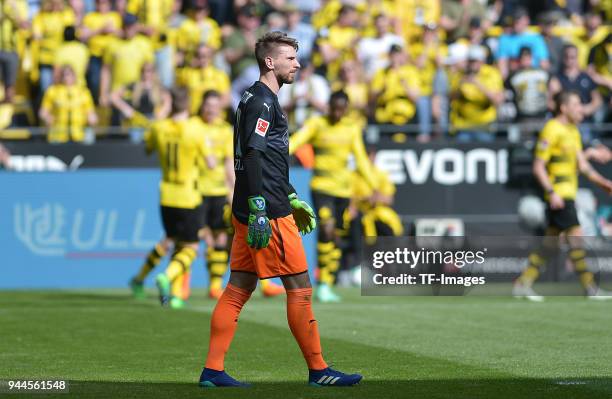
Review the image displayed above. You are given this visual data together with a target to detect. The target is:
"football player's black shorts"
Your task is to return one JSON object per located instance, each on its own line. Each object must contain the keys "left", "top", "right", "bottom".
{"left": 161, "top": 204, "right": 202, "bottom": 242}
{"left": 546, "top": 200, "right": 580, "bottom": 231}
{"left": 200, "top": 195, "right": 229, "bottom": 230}
{"left": 312, "top": 191, "right": 350, "bottom": 236}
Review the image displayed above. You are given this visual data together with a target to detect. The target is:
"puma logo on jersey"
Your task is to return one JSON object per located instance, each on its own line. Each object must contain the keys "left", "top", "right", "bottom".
{"left": 262, "top": 102, "right": 271, "bottom": 112}
{"left": 255, "top": 118, "right": 270, "bottom": 137}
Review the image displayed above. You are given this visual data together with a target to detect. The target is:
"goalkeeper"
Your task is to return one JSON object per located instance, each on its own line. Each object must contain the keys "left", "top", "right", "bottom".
{"left": 199, "top": 31, "right": 362, "bottom": 388}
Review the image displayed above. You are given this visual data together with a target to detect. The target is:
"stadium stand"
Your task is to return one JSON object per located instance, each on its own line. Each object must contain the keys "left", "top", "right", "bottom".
{"left": 0, "top": 0, "right": 608, "bottom": 143}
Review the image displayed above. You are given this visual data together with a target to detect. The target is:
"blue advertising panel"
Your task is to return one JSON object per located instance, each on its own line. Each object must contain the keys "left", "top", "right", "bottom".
{"left": 0, "top": 169, "right": 315, "bottom": 288}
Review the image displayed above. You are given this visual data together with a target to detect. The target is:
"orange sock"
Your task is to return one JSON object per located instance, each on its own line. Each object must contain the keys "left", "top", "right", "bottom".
{"left": 204, "top": 284, "right": 251, "bottom": 371}
{"left": 286, "top": 288, "right": 328, "bottom": 371}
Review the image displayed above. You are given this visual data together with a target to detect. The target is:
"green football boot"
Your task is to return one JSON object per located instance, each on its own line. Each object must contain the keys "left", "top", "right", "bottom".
{"left": 129, "top": 277, "right": 146, "bottom": 299}
{"left": 155, "top": 274, "right": 171, "bottom": 306}
{"left": 169, "top": 297, "right": 186, "bottom": 309}
{"left": 315, "top": 283, "right": 341, "bottom": 303}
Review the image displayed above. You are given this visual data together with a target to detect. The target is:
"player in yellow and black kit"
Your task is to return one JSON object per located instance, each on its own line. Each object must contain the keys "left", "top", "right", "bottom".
{"left": 290, "top": 90, "right": 378, "bottom": 302}
{"left": 137, "top": 87, "right": 210, "bottom": 309}
{"left": 513, "top": 91, "right": 612, "bottom": 301}
{"left": 193, "top": 90, "right": 234, "bottom": 300}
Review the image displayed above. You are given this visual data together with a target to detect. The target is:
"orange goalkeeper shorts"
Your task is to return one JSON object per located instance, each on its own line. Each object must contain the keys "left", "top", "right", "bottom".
{"left": 230, "top": 215, "right": 309, "bottom": 279}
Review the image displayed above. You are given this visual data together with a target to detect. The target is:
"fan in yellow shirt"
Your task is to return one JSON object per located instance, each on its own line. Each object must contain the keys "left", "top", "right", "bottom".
{"left": 394, "top": 0, "right": 440, "bottom": 43}
{"left": 0, "top": 0, "right": 28, "bottom": 103}
{"left": 175, "top": 44, "right": 230, "bottom": 115}
{"left": 370, "top": 44, "right": 420, "bottom": 125}
{"left": 126, "top": 0, "right": 173, "bottom": 41}
{"left": 314, "top": 5, "right": 361, "bottom": 81}
{"left": 311, "top": 0, "right": 342, "bottom": 31}
{"left": 31, "top": 0, "right": 75, "bottom": 91}
{"left": 290, "top": 91, "right": 378, "bottom": 302}
{"left": 39, "top": 65, "right": 98, "bottom": 143}
{"left": 100, "top": 14, "right": 154, "bottom": 115}
{"left": 80, "top": 0, "right": 122, "bottom": 99}
{"left": 81, "top": 0, "right": 122, "bottom": 58}
{"left": 450, "top": 46, "right": 504, "bottom": 141}
{"left": 53, "top": 26, "right": 89, "bottom": 87}
{"left": 409, "top": 24, "right": 447, "bottom": 140}
{"left": 175, "top": 2, "right": 221, "bottom": 63}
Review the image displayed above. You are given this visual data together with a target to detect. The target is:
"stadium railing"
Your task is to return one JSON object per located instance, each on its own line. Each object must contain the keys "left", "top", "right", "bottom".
{"left": 2, "top": 123, "right": 612, "bottom": 143}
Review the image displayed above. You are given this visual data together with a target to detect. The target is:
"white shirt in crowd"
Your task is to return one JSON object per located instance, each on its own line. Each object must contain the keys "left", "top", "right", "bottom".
{"left": 278, "top": 72, "right": 330, "bottom": 128}
{"left": 357, "top": 34, "right": 405, "bottom": 78}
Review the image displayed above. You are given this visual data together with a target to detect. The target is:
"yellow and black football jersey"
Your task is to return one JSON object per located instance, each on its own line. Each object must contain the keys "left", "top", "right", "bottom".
{"left": 535, "top": 118, "right": 583, "bottom": 200}
{"left": 450, "top": 64, "right": 503, "bottom": 131}
{"left": 371, "top": 64, "right": 420, "bottom": 125}
{"left": 145, "top": 117, "right": 209, "bottom": 209}
{"left": 289, "top": 115, "right": 377, "bottom": 198}
{"left": 175, "top": 66, "right": 230, "bottom": 115}
{"left": 31, "top": 8, "right": 75, "bottom": 65}
{"left": 194, "top": 116, "right": 233, "bottom": 197}
{"left": 40, "top": 84, "right": 95, "bottom": 142}
{"left": 352, "top": 167, "right": 396, "bottom": 213}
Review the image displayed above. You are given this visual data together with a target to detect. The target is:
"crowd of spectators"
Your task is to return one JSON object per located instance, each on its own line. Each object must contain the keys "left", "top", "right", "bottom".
{"left": 0, "top": 0, "right": 610, "bottom": 143}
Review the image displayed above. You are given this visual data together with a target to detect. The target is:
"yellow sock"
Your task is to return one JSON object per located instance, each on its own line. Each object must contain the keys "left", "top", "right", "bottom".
{"left": 171, "top": 272, "right": 185, "bottom": 299}
{"left": 166, "top": 246, "right": 197, "bottom": 282}
{"left": 317, "top": 241, "right": 336, "bottom": 285}
{"left": 136, "top": 243, "right": 167, "bottom": 282}
{"left": 570, "top": 248, "right": 594, "bottom": 288}
{"left": 519, "top": 267, "right": 540, "bottom": 286}
{"left": 327, "top": 247, "right": 342, "bottom": 285}
{"left": 207, "top": 247, "right": 228, "bottom": 291}
{"left": 519, "top": 251, "right": 546, "bottom": 285}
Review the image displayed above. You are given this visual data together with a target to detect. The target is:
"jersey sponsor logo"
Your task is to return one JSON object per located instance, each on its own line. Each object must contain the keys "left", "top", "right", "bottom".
{"left": 255, "top": 118, "right": 270, "bottom": 137}
{"left": 262, "top": 102, "right": 271, "bottom": 112}
{"left": 537, "top": 140, "right": 549, "bottom": 150}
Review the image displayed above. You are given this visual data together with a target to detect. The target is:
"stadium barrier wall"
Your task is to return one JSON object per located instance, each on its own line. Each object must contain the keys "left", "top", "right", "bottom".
{"left": 2, "top": 140, "right": 611, "bottom": 288}
{"left": 0, "top": 168, "right": 315, "bottom": 289}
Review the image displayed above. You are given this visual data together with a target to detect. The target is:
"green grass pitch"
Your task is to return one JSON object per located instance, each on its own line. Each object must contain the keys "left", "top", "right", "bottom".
{"left": 1, "top": 288, "right": 612, "bottom": 398}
